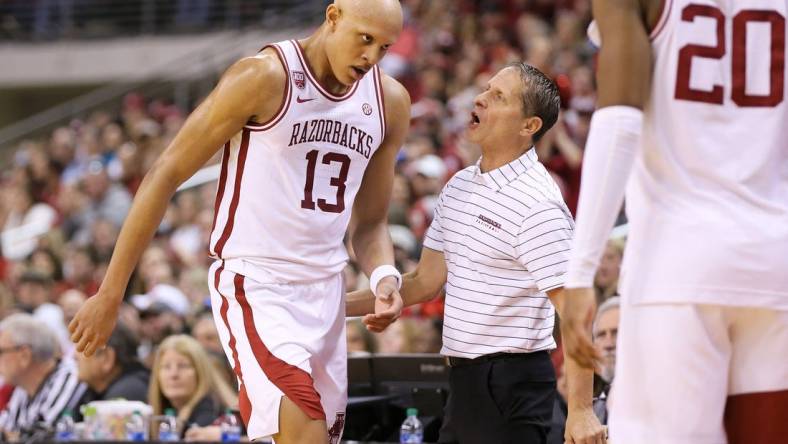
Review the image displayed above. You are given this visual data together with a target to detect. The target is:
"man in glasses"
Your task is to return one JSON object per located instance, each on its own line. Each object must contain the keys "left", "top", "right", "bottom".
{"left": 0, "top": 314, "right": 84, "bottom": 441}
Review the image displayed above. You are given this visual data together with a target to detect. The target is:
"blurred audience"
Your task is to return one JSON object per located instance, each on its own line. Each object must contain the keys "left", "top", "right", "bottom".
{"left": 16, "top": 271, "right": 71, "bottom": 355}
{"left": 347, "top": 319, "right": 378, "bottom": 355}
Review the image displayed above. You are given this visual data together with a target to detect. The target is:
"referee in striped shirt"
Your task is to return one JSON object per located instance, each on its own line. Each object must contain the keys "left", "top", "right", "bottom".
{"left": 349, "top": 64, "right": 605, "bottom": 444}
{"left": 0, "top": 314, "right": 83, "bottom": 441}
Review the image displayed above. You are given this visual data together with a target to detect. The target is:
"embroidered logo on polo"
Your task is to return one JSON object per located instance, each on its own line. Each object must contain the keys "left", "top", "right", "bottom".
{"left": 476, "top": 214, "right": 501, "bottom": 233}
{"left": 293, "top": 71, "right": 306, "bottom": 89}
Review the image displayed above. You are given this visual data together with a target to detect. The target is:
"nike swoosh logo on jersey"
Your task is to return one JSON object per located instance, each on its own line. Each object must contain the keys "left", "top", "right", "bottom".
{"left": 297, "top": 96, "right": 316, "bottom": 103}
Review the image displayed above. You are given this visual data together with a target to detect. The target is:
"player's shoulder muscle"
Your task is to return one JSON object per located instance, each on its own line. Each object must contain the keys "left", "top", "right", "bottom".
{"left": 214, "top": 48, "right": 287, "bottom": 123}
{"left": 379, "top": 73, "right": 411, "bottom": 138}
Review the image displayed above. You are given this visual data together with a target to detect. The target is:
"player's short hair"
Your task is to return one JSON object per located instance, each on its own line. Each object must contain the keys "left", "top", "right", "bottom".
{"left": 508, "top": 62, "right": 561, "bottom": 143}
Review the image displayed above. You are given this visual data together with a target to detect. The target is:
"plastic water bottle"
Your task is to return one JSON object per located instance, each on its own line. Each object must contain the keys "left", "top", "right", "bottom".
{"left": 219, "top": 408, "right": 241, "bottom": 442}
{"left": 399, "top": 408, "right": 423, "bottom": 443}
{"left": 158, "top": 408, "right": 178, "bottom": 442}
{"left": 81, "top": 405, "right": 99, "bottom": 440}
{"left": 126, "top": 410, "right": 146, "bottom": 441}
{"left": 54, "top": 410, "right": 75, "bottom": 442}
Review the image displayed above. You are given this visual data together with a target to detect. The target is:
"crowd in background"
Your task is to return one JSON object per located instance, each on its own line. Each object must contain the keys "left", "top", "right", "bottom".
{"left": 0, "top": 0, "right": 325, "bottom": 40}
{"left": 0, "top": 0, "right": 626, "bottom": 440}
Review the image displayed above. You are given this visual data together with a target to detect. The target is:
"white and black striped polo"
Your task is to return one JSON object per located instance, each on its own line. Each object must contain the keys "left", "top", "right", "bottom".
{"left": 0, "top": 358, "right": 84, "bottom": 437}
{"left": 424, "top": 148, "right": 574, "bottom": 358}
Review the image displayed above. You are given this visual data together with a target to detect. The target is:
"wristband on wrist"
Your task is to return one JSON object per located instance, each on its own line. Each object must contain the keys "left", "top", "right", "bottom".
{"left": 369, "top": 265, "right": 402, "bottom": 298}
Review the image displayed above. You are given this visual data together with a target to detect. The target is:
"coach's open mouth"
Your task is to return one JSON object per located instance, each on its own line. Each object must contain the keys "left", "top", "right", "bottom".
{"left": 469, "top": 111, "right": 480, "bottom": 128}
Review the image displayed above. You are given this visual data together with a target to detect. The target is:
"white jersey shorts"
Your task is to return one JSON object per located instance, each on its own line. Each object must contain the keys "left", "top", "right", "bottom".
{"left": 609, "top": 299, "right": 788, "bottom": 444}
{"left": 208, "top": 260, "right": 347, "bottom": 442}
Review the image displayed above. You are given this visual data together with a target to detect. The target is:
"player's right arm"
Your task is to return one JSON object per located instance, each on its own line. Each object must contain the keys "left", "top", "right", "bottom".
{"left": 69, "top": 51, "right": 286, "bottom": 356}
{"left": 347, "top": 246, "right": 446, "bottom": 332}
{"left": 562, "top": 0, "right": 656, "bottom": 371}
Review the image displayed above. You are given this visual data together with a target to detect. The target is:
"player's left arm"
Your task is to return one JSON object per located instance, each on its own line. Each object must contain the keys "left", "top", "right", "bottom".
{"left": 348, "top": 74, "right": 411, "bottom": 317}
{"left": 562, "top": 0, "right": 653, "bottom": 372}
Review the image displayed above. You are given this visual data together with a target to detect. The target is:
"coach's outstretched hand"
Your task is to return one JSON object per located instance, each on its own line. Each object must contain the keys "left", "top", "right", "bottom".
{"left": 68, "top": 292, "right": 119, "bottom": 356}
{"left": 363, "top": 276, "right": 403, "bottom": 333}
{"left": 561, "top": 287, "right": 600, "bottom": 369}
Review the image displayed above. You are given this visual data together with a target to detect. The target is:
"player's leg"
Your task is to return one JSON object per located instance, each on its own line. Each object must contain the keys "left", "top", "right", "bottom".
{"left": 724, "top": 307, "right": 788, "bottom": 444}
{"left": 609, "top": 301, "right": 731, "bottom": 444}
{"left": 275, "top": 272, "right": 347, "bottom": 444}
{"left": 308, "top": 272, "right": 348, "bottom": 444}
{"left": 208, "top": 262, "right": 331, "bottom": 441}
{"left": 273, "top": 397, "right": 328, "bottom": 444}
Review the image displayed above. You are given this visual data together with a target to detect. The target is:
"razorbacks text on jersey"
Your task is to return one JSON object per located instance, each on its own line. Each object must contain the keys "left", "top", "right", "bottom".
{"left": 209, "top": 39, "right": 387, "bottom": 284}
{"left": 622, "top": 0, "right": 788, "bottom": 309}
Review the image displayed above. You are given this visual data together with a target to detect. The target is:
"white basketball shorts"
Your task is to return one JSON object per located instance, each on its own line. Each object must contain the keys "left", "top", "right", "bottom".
{"left": 609, "top": 299, "right": 788, "bottom": 444}
{"left": 208, "top": 260, "right": 347, "bottom": 442}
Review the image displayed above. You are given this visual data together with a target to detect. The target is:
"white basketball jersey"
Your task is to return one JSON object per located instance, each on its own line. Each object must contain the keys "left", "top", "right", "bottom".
{"left": 209, "top": 40, "right": 386, "bottom": 283}
{"left": 622, "top": 0, "right": 788, "bottom": 309}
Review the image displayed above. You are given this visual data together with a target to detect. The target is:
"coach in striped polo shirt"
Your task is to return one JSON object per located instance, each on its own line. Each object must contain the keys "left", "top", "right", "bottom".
{"left": 349, "top": 63, "right": 605, "bottom": 444}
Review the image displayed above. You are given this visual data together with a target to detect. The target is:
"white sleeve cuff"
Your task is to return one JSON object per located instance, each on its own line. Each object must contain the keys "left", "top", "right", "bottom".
{"left": 565, "top": 105, "right": 643, "bottom": 288}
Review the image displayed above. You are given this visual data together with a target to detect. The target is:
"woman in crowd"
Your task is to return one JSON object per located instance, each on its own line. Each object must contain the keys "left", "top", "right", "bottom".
{"left": 148, "top": 334, "right": 238, "bottom": 438}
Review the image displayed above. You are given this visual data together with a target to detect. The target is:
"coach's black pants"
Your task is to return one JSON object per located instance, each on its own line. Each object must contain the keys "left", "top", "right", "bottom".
{"left": 438, "top": 351, "right": 556, "bottom": 444}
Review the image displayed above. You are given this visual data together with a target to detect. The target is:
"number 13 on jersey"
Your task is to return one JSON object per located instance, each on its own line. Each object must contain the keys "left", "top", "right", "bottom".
{"left": 301, "top": 150, "right": 351, "bottom": 214}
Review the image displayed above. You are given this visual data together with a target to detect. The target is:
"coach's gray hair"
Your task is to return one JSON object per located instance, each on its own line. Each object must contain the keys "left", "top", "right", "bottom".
{"left": 592, "top": 296, "right": 621, "bottom": 336}
{"left": 0, "top": 313, "right": 59, "bottom": 362}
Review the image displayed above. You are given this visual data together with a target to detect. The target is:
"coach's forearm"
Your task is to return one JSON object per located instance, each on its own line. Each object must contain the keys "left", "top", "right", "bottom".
{"left": 400, "top": 268, "right": 444, "bottom": 306}
{"left": 350, "top": 221, "right": 396, "bottom": 278}
{"left": 563, "top": 353, "right": 595, "bottom": 410}
{"left": 548, "top": 288, "right": 594, "bottom": 409}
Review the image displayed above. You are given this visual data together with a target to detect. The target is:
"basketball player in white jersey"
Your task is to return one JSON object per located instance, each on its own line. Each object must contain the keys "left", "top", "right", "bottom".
{"left": 560, "top": 0, "right": 788, "bottom": 443}
{"left": 68, "top": 1, "right": 410, "bottom": 442}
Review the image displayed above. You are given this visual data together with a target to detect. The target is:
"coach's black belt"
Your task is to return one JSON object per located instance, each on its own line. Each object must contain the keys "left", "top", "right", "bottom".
{"left": 446, "top": 351, "right": 543, "bottom": 368}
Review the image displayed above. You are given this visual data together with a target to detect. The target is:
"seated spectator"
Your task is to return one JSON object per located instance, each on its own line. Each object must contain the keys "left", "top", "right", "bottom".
{"left": 0, "top": 314, "right": 83, "bottom": 441}
{"left": 76, "top": 323, "right": 149, "bottom": 404}
{"left": 57, "top": 289, "right": 86, "bottom": 328}
{"left": 191, "top": 312, "right": 234, "bottom": 386}
{"left": 134, "top": 300, "right": 185, "bottom": 366}
{"left": 0, "top": 183, "right": 57, "bottom": 261}
{"left": 148, "top": 335, "right": 238, "bottom": 437}
{"left": 81, "top": 159, "right": 132, "bottom": 229}
{"left": 16, "top": 270, "right": 71, "bottom": 355}
{"left": 594, "top": 239, "right": 624, "bottom": 304}
{"left": 593, "top": 296, "right": 620, "bottom": 383}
